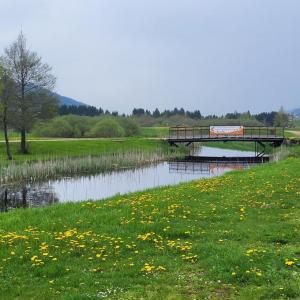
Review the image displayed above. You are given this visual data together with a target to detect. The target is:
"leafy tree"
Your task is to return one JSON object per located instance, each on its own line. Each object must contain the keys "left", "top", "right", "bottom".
{"left": 2, "top": 32, "right": 57, "bottom": 153}
{"left": 274, "top": 107, "right": 289, "bottom": 127}
{"left": 254, "top": 111, "right": 276, "bottom": 126}
{"left": 132, "top": 108, "right": 145, "bottom": 116}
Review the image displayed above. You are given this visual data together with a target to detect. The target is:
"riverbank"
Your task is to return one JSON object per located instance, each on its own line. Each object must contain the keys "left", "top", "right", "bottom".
{"left": 0, "top": 150, "right": 185, "bottom": 185}
{"left": 0, "top": 138, "right": 187, "bottom": 184}
{"left": 0, "top": 147, "right": 299, "bottom": 299}
{"left": 0, "top": 138, "right": 171, "bottom": 161}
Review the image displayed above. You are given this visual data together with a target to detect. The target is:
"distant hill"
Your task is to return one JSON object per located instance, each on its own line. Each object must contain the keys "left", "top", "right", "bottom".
{"left": 55, "top": 93, "right": 87, "bottom": 107}
{"left": 290, "top": 108, "right": 300, "bottom": 116}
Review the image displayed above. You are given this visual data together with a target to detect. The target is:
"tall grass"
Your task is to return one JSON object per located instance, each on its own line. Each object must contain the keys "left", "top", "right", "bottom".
{"left": 0, "top": 149, "right": 184, "bottom": 184}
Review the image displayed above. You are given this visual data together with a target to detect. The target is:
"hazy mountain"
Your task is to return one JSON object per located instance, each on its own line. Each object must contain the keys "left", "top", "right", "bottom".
{"left": 290, "top": 108, "right": 300, "bottom": 116}
{"left": 55, "top": 93, "right": 87, "bottom": 107}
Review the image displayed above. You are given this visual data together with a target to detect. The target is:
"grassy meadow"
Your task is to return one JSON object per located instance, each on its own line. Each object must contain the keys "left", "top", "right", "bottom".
{"left": 138, "top": 127, "right": 169, "bottom": 138}
{"left": 0, "top": 138, "right": 170, "bottom": 162}
{"left": 0, "top": 147, "right": 299, "bottom": 299}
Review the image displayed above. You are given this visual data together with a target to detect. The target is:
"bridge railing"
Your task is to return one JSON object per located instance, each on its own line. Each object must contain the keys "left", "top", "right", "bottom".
{"left": 168, "top": 126, "right": 285, "bottom": 140}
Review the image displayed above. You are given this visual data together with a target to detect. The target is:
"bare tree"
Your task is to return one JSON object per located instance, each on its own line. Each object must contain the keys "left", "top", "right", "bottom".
{"left": 2, "top": 32, "right": 56, "bottom": 153}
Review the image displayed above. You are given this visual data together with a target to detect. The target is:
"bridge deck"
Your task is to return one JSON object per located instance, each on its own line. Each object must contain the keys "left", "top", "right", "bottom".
{"left": 167, "top": 126, "right": 285, "bottom": 146}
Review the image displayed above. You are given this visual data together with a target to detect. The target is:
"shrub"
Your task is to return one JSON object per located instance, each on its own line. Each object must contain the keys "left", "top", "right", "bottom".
{"left": 62, "top": 115, "right": 97, "bottom": 137}
{"left": 33, "top": 118, "right": 74, "bottom": 137}
{"left": 117, "top": 118, "right": 140, "bottom": 136}
{"left": 87, "top": 118, "right": 125, "bottom": 138}
{"left": 32, "top": 115, "right": 140, "bottom": 138}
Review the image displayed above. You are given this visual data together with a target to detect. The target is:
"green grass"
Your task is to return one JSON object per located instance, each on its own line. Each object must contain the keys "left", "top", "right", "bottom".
{"left": 285, "top": 131, "right": 300, "bottom": 138}
{"left": 0, "top": 148, "right": 299, "bottom": 299}
{"left": 0, "top": 130, "right": 23, "bottom": 141}
{"left": 0, "top": 138, "right": 169, "bottom": 162}
{"left": 139, "top": 127, "right": 169, "bottom": 138}
{"left": 0, "top": 127, "right": 169, "bottom": 141}
{"left": 202, "top": 141, "right": 257, "bottom": 152}
{"left": 292, "top": 119, "right": 300, "bottom": 128}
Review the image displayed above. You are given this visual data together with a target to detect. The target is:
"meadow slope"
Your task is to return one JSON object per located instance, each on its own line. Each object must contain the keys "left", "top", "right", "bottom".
{"left": 0, "top": 155, "right": 299, "bottom": 299}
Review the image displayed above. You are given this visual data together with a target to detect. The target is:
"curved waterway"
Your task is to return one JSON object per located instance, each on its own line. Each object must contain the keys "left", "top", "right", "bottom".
{"left": 0, "top": 146, "right": 258, "bottom": 212}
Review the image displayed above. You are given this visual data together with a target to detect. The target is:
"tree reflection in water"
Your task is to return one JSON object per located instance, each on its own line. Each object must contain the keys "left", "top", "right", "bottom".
{"left": 0, "top": 184, "right": 59, "bottom": 212}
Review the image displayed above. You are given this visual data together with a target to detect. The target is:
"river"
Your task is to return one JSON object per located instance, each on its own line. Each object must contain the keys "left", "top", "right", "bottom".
{"left": 0, "top": 146, "right": 259, "bottom": 212}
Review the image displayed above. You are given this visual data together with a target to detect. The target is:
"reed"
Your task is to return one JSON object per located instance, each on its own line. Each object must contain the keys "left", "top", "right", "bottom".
{"left": 0, "top": 148, "right": 184, "bottom": 184}
{"left": 270, "top": 145, "right": 290, "bottom": 162}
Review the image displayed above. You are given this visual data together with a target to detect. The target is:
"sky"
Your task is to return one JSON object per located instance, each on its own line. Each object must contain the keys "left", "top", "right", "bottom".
{"left": 0, "top": 0, "right": 299, "bottom": 115}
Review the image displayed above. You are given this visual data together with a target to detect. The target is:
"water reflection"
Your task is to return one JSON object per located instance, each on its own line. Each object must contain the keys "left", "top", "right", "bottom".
{"left": 0, "top": 184, "right": 59, "bottom": 212}
{"left": 190, "top": 144, "right": 256, "bottom": 157}
{"left": 169, "top": 161, "right": 255, "bottom": 175}
{"left": 1, "top": 163, "right": 257, "bottom": 212}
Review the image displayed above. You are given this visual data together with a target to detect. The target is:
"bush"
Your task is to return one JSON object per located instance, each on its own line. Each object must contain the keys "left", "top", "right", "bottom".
{"left": 117, "top": 118, "right": 140, "bottom": 136}
{"left": 32, "top": 115, "right": 140, "bottom": 138}
{"left": 33, "top": 118, "right": 74, "bottom": 137}
{"left": 87, "top": 118, "right": 125, "bottom": 138}
{"left": 61, "top": 115, "right": 97, "bottom": 137}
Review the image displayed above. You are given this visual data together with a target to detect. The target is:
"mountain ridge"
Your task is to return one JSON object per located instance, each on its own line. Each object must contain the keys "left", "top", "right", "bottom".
{"left": 290, "top": 108, "right": 300, "bottom": 116}
{"left": 55, "top": 93, "right": 88, "bottom": 107}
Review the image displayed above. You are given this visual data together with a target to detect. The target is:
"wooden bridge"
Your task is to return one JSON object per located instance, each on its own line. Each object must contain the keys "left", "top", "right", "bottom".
{"left": 167, "top": 126, "right": 285, "bottom": 157}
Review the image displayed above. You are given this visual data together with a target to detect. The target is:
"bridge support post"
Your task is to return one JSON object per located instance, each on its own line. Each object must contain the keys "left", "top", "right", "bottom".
{"left": 255, "top": 141, "right": 266, "bottom": 157}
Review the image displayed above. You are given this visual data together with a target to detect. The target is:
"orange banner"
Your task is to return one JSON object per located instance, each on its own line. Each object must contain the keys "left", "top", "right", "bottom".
{"left": 210, "top": 126, "right": 244, "bottom": 136}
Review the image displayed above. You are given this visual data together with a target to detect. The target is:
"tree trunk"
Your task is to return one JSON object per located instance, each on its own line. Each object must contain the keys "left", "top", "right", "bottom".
{"left": 20, "top": 78, "right": 28, "bottom": 154}
{"left": 20, "top": 128, "right": 27, "bottom": 154}
{"left": 22, "top": 186, "right": 27, "bottom": 208}
{"left": 3, "top": 113, "right": 12, "bottom": 160}
{"left": 4, "top": 133, "right": 12, "bottom": 160}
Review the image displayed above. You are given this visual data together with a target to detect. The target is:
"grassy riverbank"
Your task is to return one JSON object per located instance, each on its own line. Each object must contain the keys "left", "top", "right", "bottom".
{"left": 0, "top": 138, "right": 171, "bottom": 162}
{"left": 0, "top": 138, "right": 187, "bottom": 184}
{"left": 0, "top": 148, "right": 299, "bottom": 299}
{"left": 0, "top": 151, "right": 183, "bottom": 185}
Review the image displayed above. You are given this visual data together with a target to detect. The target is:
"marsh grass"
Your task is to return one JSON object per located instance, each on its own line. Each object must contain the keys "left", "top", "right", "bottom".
{"left": 0, "top": 148, "right": 184, "bottom": 184}
{"left": 270, "top": 145, "right": 290, "bottom": 162}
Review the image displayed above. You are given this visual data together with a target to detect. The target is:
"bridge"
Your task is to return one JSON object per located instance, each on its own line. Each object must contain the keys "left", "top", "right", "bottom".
{"left": 167, "top": 126, "right": 285, "bottom": 157}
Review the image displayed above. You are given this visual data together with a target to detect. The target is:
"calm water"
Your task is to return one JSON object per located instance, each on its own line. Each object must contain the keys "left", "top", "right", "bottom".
{"left": 0, "top": 146, "right": 257, "bottom": 212}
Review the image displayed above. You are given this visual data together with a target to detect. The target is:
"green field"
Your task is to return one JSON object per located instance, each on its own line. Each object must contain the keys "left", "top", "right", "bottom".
{"left": 0, "top": 148, "right": 299, "bottom": 299}
{"left": 139, "top": 127, "right": 169, "bottom": 138}
{"left": 0, "top": 138, "right": 169, "bottom": 162}
{"left": 0, "top": 127, "right": 170, "bottom": 141}
{"left": 292, "top": 119, "right": 300, "bottom": 128}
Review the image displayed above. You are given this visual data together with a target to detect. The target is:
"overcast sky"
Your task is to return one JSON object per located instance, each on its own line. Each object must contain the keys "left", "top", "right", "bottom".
{"left": 0, "top": 0, "right": 299, "bottom": 115}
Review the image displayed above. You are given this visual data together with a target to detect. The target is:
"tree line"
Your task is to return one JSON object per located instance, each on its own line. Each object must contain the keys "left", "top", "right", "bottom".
{"left": 0, "top": 32, "right": 58, "bottom": 159}
{"left": 60, "top": 105, "right": 289, "bottom": 127}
